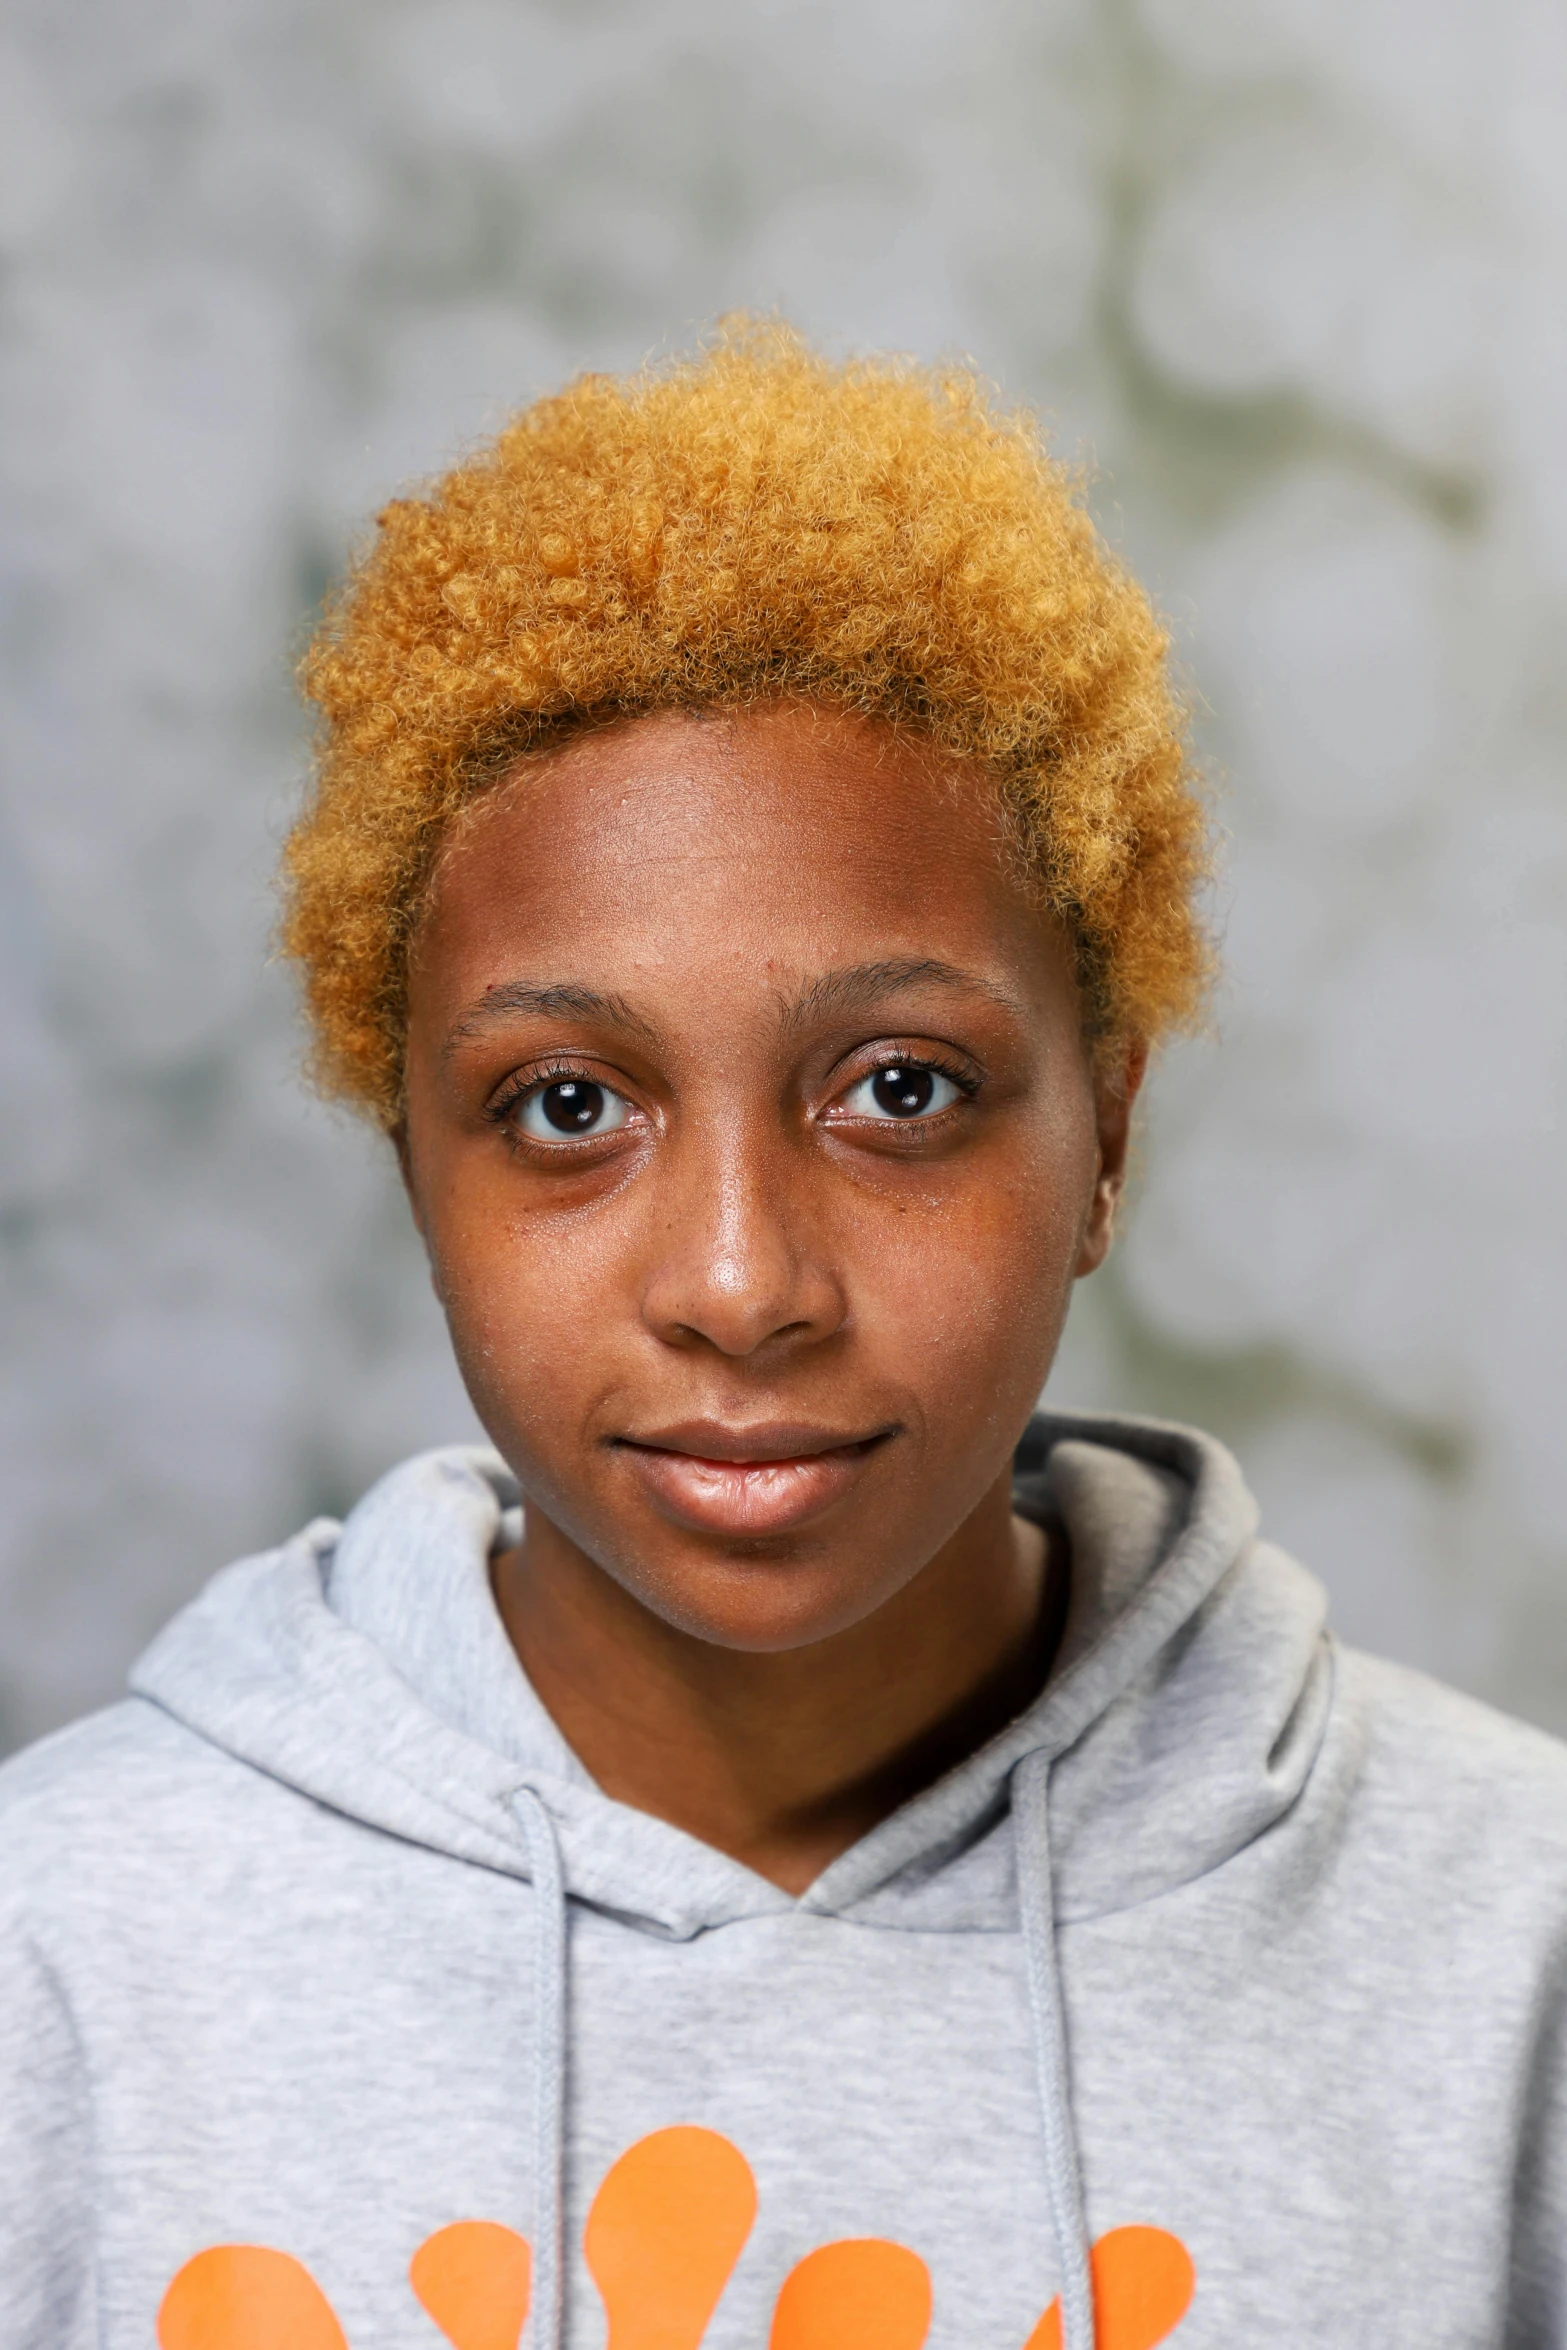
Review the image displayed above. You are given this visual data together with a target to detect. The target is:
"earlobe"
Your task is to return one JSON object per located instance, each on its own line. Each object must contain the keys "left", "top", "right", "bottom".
{"left": 1072, "top": 1173, "right": 1120, "bottom": 1280}
{"left": 1074, "top": 1037, "right": 1146, "bottom": 1280}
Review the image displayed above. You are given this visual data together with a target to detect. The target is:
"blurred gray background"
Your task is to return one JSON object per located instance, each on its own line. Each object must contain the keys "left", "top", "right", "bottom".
{"left": 3, "top": 0, "right": 1565, "bottom": 1755}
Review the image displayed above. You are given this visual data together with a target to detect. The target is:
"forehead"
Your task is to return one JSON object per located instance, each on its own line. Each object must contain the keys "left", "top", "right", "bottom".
{"left": 413, "top": 702, "right": 1063, "bottom": 1008}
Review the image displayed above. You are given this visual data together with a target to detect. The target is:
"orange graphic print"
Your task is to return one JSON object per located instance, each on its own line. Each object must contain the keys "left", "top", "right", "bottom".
{"left": 157, "top": 2244, "right": 349, "bottom": 2350}
{"left": 410, "top": 2220, "right": 533, "bottom": 2350}
{"left": 157, "top": 2132, "right": 1194, "bottom": 2347}
{"left": 1024, "top": 2226, "right": 1195, "bottom": 2350}
{"left": 769, "top": 2237, "right": 933, "bottom": 2350}
{"left": 584, "top": 2124, "right": 758, "bottom": 2348}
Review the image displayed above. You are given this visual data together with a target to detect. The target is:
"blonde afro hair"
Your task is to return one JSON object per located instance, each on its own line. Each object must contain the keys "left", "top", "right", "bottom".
{"left": 286, "top": 321, "right": 1210, "bottom": 1124}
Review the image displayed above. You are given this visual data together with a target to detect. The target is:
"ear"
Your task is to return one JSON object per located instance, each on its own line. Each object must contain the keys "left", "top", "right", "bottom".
{"left": 1074, "top": 1038, "right": 1147, "bottom": 1280}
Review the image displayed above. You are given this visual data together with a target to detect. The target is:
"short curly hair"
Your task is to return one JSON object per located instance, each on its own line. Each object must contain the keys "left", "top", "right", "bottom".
{"left": 285, "top": 320, "right": 1210, "bottom": 1124}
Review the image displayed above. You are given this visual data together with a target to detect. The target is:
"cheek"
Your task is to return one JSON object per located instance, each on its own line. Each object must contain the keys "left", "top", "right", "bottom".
{"left": 845, "top": 1138, "right": 1093, "bottom": 1401}
{"left": 426, "top": 1187, "right": 628, "bottom": 1416}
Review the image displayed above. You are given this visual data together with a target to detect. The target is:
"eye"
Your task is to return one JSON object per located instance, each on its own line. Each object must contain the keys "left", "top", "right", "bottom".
{"left": 513, "top": 1077, "right": 632, "bottom": 1139}
{"left": 837, "top": 1064, "right": 964, "bottom": 1121}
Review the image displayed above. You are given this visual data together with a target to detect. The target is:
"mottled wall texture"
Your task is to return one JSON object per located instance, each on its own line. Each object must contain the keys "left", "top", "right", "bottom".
{"left": 3, "top": 0, "right": 1565, "bottom": 1752}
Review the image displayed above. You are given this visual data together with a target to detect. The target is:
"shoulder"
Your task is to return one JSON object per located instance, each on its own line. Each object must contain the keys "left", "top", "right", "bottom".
{"left": 1335, "top": 1641, "right": 1567, "bottom": 1893}
{"left": 0, "top": 1700, "right": 252, "bottom": 1935}
{"left": 0, "top": 1695, "right": 211, "bottom": 1814}
{"left": 1342, "top": 1641, "right": 1567, "bottom": 1799}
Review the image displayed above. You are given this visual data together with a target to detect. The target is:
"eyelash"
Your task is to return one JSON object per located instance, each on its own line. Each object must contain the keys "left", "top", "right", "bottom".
{"left": 483, "top": 1060, "right": 596, "bottom": 1128}
{"left": 841, "top": 1051, "right": 979, "bottom": 1108}
{"left": 483, "top": 1050, "right": 982, "bottom": 1139}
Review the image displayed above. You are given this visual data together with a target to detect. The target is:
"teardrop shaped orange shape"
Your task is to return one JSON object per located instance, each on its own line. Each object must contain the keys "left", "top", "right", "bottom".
{"left": 1024, "top": 2225, "right": 1195, "bottom": 2350}
{"left": 584, "top": 2124, "right": 757, "bottom": 2350}
{"left": 410, "top": 2220, "right": 532, "bottom": 2350}
{"left": 769, "top": 2237, "right": 933, "bottom": 2350}
{"left": 158, "top": 2245, "right": 349, "bottom": 2350}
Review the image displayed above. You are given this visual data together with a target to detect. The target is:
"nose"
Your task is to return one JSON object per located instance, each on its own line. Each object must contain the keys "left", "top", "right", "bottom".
{"left": 638, "top": 1116, "right": 847, "bottom": 1359}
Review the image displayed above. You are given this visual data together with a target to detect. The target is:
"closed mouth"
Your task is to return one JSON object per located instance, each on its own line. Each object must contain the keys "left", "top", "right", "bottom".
{"left": 615, "top": 1423, "right": 897, "bottom": 1468}
{"left": 611, "top": 1423, "right": 899, "bottom": 1534}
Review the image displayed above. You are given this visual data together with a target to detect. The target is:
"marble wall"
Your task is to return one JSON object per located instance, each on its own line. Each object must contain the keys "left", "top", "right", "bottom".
{"left": 3, "top": 0, "right": 1565, "bottom": 1751}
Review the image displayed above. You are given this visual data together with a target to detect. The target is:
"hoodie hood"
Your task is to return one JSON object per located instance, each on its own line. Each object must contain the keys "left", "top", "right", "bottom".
{"left": 22, "top": 1408, "right": 1567, "bottom": 2350}
{"left": 130, "top": 1412, "right": 1332, "bottom": 1939}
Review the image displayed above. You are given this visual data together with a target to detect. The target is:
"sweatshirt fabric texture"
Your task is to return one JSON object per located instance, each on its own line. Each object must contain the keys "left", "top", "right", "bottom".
{"left": 4, "top": 1411, "right": 1567, "bottom": 2350}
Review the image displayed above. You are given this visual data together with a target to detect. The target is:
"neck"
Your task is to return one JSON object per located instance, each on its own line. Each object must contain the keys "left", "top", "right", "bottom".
{"left": 490, "top": 1477, "right": 1067, "bottom": 1896}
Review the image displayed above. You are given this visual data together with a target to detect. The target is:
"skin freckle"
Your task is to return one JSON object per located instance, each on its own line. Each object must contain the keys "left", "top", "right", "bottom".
{"left": 399, "top": 701, "right": 1140, "bottom": 1889}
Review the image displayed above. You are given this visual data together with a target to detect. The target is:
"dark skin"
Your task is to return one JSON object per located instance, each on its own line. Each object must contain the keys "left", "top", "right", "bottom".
{"left": 400, "top": 702, "right": 1142, "bottom": 1893}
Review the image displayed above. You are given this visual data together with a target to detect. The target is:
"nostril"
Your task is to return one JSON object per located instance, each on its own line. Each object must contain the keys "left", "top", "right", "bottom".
{"left": 643, "top": 1250, "right": 848, "bottom": 1359}
{"left": 659, "top": 1314, "right": 829, "bottom": 1359}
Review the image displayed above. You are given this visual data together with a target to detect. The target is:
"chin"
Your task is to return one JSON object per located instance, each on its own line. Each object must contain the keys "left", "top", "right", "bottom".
{"left": 624, "top": 1553, "right": 896, "bottom": 1655}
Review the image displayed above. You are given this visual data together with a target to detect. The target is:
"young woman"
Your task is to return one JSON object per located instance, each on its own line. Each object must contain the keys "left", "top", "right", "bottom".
{"left": 4, "top": 326, "right": 1564, "bottom": 2350}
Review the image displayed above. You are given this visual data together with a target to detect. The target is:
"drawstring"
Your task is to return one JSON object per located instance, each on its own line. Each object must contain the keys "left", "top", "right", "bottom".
{"left": 514, "top": 1754, "right": 1089, "bottom": 2350}
{"left": 512, "top": 1788, "right": 568, "bottom": 2350}
{"left": 1014, "top": 1748, "right": 1096, "bottom": 2350}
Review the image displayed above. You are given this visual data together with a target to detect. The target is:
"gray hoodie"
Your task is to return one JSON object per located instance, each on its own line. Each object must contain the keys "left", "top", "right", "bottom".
{"left": 3, "top": 1412, "right": 1567, "bottom": 2350}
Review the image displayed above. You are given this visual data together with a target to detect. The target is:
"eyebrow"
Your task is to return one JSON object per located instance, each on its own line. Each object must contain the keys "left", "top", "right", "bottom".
{"left": 779, "top": 957, "right": 1028, "bottom": 1029}
{"left": 441, "top": 956, "right": 1025, "bottom": 1064}
{"left": 440, "top": 981, "right": 661, "bottom": 1062}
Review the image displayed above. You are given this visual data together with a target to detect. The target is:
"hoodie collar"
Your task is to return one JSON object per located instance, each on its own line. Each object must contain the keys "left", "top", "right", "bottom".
{"left": 131, "top": 1413, "right": 1331, "bottom": 1937}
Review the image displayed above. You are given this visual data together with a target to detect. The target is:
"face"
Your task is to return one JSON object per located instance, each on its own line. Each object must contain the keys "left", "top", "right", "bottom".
{"left": 400, "top": 703, "right": 1138, "bottom": 1654}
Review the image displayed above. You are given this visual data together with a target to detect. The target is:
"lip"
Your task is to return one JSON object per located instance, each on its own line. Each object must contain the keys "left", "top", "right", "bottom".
{"left": 613, "top": 1420, "right": 896, "bottom": 1537}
